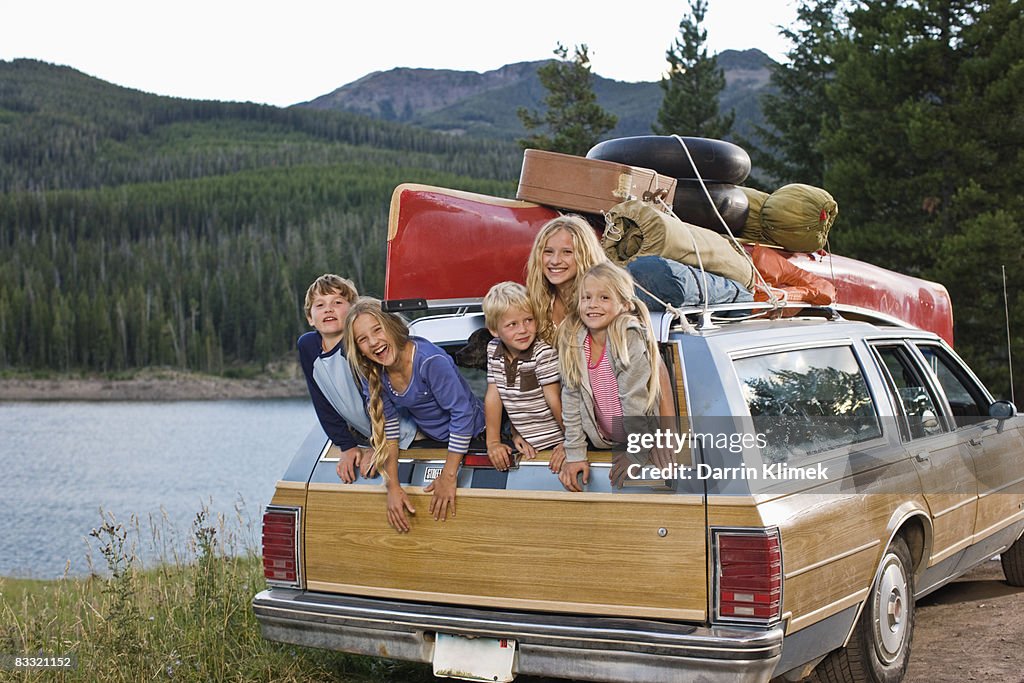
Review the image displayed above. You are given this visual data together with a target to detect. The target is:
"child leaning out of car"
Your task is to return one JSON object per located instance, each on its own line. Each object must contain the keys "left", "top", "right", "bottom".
{"left": 345, "top": 298, "right": 486, "bottom": 533}
{"left": 558, "top": 262, "right": 664, "bottom": 492}
{"left": 481, "top": 282, "right": 566, "bottom": 474}
{"left": 297, "top": 274, "right": 417, "bottom": 484}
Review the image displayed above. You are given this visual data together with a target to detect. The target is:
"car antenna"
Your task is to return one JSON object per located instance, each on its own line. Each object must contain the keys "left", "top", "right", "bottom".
{"left": 1003, "top": 265, "right": 1015, "bottom": 405}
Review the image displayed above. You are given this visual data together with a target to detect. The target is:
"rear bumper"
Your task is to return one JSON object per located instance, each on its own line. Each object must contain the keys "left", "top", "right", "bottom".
{"left": 253, "top": 589, "right": 783, "bottom": 683}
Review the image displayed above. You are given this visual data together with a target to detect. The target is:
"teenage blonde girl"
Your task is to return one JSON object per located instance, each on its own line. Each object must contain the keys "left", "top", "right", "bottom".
{"left": 525, "top": 215, "right": 606, "bottom": 347}
{"left": 558, "top": 262, "right": 661, "bottom": 492}
{"left": 346, "top": 298, "right": 485, "bottom": 532}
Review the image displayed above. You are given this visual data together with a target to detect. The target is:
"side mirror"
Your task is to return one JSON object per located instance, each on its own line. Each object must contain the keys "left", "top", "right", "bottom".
{"left": 989, "top": 400, "right": 1017, "bottom": 420}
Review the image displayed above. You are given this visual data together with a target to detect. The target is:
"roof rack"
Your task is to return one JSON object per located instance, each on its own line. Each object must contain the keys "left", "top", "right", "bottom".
{"left": 664, "top": 301, "right": 916, "bottom": 336}
{"left": 385, "top": 298, "right": 918, "bottom": 345}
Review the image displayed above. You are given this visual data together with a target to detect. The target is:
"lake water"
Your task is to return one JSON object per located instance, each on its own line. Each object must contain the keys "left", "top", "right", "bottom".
{"left": 0, "top": 399, "right": 317, "bottom": 578}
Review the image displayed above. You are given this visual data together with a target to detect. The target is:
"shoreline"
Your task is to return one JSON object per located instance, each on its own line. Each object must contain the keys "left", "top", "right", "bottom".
{"left": 0, "top": 372, "right": 307, "bottom": 401}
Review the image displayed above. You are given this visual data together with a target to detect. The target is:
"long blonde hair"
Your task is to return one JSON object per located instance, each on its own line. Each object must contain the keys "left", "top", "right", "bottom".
{"left": 344, "top": 298, "right": 411, "bottom": 479}
{"left": 525, "top": 215, "right": 608, "bottom": 345}
{"left": 559, "top": 262, "right": 661, "bottom": 414}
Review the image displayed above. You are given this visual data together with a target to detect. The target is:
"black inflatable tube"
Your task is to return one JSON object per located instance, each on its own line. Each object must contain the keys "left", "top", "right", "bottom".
{"left": 671, "top": 181, "right": 750, "bottom": 234}
{"left": 587, "top": 135, "right": 751, "bottom": 185}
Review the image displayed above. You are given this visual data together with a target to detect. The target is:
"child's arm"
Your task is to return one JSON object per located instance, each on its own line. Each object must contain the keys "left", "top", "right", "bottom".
{"left": 382, "top": 440, "right": 415, "bottom": 532}
{"left": 298, "top": 334, "right": 363, "bottom": 482}
{"left": 423, "top": 450, "right": 461, "bottom": 522}
{"left": 559, "top": 381, "right": 590, "bottom": 492}
{"left": 373, "top": 387, "right": 406, "bottom": 480}
{"left": 541, "top": 380, "right": 566, "bottom": 473}
{"left": 615, "top": 330, "right": 673, "bottom": 477}
{"left": 536, "top": 342, "right": 566, "bottom": 472}
{"left": 617, "top": 328, "right": 659, "bottom": 416}
{"left": 484, "top": 383, "right": 513, "bottom": 471}
{"left": 542, "top": 381, "right": 564, "bottom": 427}
{"left": 420, "top": 355, "right": 483, "bottom": 521}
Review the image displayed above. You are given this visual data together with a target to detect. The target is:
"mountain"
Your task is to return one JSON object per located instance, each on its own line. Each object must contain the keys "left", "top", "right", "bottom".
{"left": 301, "top": 61, "right": 545, "bottom": 123}
{"left": 0, "top": 58, "right": 521, "bottom": 193}
{"left": 297, "top": 49, "right": 776, "bottom": 142}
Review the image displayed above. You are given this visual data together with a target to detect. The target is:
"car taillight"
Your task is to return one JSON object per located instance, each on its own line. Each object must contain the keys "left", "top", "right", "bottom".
{"left": 262, "top": 506, "right": 301, "bottom": 588}
{"left": 713, "top": 527, "right": 782, "bottom": 625}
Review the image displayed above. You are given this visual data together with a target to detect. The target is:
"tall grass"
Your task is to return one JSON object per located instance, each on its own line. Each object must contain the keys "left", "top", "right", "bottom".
{"left": 0, "top": 505, "right": 435, "bottom": 682}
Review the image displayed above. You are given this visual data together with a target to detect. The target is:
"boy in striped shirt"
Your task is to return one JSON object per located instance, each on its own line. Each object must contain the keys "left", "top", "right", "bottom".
{"left": 482, "top": 282, "right": 565, "bottom": 473}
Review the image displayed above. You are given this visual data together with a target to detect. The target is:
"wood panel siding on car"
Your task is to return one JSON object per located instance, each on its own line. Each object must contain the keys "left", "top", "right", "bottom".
{"left": 304, "top": 485, "right": 707, "bottom": 620}
{"left": 270, "top": 481, "right": 306, "bottom": 507}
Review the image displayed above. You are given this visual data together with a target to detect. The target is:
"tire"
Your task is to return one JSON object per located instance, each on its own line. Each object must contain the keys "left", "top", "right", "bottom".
{"left": 1001, "top": 533, "right": 1024, "bottom": 586}
{"left": 814, "top": 537, "right": 915, "bottom": 683}
{"left": 671, "top": 181, "right": 750, "bottom": 233}
{"left": 586, "top": 135, "right": 751, "bottom": 184}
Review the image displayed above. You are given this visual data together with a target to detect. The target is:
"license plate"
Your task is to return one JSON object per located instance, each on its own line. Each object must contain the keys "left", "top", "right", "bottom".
{"left": 432, "top": 633, "right": 516, "bottom": 682}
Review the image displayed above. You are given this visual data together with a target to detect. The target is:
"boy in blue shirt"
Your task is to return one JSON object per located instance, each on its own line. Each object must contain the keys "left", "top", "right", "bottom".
{"left": 298, "top": 274, "right": 416, "bottom": 482}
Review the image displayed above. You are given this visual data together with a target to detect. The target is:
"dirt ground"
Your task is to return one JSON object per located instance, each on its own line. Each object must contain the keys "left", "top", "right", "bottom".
{"left": 904, "top": 557, "right": 1024, "bottom": 683}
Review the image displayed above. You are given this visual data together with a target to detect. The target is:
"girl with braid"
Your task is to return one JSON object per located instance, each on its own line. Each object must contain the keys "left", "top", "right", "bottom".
{"left": 345, "top": 299, "right": 485, "bottom": 532}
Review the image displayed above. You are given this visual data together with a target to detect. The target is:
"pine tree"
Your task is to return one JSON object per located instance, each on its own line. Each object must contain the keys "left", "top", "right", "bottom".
{"left": 824, "top": 0, "right": 1023, "bottom": 393}
{"left": 746, "top": 0, "right": 845, "bottom": 186}
{"left": 517, "top": 44, "right": 618, "bottom": 156}
{"left": 929, "top": 0, "right": 1024, "bottom": 397}
{"left": 653, "top": 0, "right": 734, "bottom": 138}
{"left": 823, "top": 0, "right": 985, "bottom": 275}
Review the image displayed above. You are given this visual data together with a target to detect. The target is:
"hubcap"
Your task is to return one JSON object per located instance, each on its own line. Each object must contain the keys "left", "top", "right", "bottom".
{"left": 875, "top": 554, "right": 909, "bottom": 664}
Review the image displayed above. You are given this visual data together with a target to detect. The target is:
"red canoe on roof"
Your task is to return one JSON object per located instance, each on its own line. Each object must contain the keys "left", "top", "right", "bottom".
{"left": 384, "top": 183, "right": 953, "bottom": 345}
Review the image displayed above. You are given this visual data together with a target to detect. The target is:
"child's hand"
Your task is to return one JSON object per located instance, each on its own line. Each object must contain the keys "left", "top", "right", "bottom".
{"left": 609, "top": 457, "right": 630, "bottom": 489}
{"left": 549, "top": 443, "right": 566, "bottom": 473}
{"left": 424, "top": 468, "right": 458, "bottom": 521}
{"left": 487, "top": 442, "right": 513, "bottom": 471}
{"left": 358, "top": 447, "right": 378, "bottom": 478}
{"left": 385, "top": 484, "right": 415, "bottom": 533}
{"left": 650, "top": 444, "right": 675, "bottom": 471}
{"left": 512, "top": 433, "right": 537, "bottom": 460}
{"left": 558, "top": 460, "right": 590, "bottom": 492}
{"left": 336, "top": 447, "right": 361, "bottom": 483}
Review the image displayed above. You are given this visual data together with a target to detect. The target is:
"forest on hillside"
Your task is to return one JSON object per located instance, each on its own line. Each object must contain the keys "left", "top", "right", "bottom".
{"left": 0, "top": 59, "right": 519, "bottom": 374}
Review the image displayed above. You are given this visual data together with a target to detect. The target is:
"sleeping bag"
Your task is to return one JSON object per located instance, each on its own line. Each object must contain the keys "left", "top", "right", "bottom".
{"left": 603, "top": 199, "right": 756, "bottom": 289}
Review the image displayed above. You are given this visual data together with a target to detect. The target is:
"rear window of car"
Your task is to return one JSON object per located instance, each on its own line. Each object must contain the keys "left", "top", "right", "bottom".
{"left": 734, "top": 344, "right": 882, "bottom": 463}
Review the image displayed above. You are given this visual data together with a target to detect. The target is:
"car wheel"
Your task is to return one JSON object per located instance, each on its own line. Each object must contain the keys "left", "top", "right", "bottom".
{"left": 1001, "top": 533, "right": 1024, "bottom": 586}
{"left": 813, "top": 537, "right": 915, "bottom": 683}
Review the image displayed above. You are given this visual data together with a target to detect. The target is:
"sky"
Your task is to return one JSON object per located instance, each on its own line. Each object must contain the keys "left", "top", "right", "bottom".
{"left": 1, "top": 0, "right": 799, "bottom": 107}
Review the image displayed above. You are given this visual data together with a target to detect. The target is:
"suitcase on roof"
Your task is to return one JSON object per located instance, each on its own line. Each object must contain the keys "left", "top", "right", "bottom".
{"left": 516, "top": 149, "right": 677, "bottom": 215}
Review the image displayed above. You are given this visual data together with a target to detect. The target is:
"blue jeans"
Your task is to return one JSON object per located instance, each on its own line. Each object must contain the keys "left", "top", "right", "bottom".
{"left": 626, "top": 255, "right": 753, "bottom": 310}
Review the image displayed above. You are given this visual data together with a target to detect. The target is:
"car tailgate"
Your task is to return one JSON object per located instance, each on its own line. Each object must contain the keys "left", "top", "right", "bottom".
{"left": 303, "top": 483, "right": 707, "bottom": 621}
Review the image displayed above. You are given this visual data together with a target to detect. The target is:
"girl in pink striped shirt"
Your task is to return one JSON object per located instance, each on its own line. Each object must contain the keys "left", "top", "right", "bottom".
{"left": 557, "top": 262, "right": 661, "bottom": 491}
